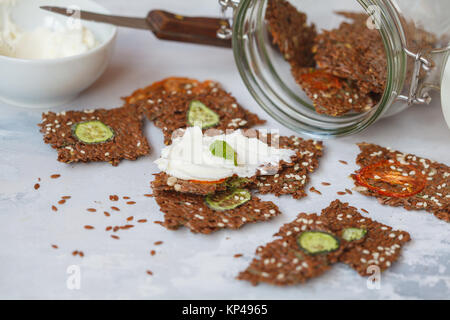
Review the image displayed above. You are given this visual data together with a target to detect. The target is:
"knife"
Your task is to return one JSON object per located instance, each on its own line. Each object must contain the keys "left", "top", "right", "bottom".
{"left": 40, "top": 6, "right": 232, "bottom": 48}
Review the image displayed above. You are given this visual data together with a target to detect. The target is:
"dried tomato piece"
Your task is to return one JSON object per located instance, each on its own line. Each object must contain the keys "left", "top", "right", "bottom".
{"left": 162, "top": 77, "right": 200, "bottom": 93}
{"left": 355, "top": 160, "right": 426, "bottom": 198}
{"left": 123, "top": 77, "right": 201, "bottom": 105}
{"left": 299, "top": 70, "right": 343, "bottom": 91}
{"left": 189, "top": 178, "right": 227, "bottom": 185}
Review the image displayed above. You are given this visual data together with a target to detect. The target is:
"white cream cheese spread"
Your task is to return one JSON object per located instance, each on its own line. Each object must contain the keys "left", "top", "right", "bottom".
{"left": 0, "top": 0, "right": 97, "bottom": 60}
{"left": 155, "top": 127, "right": 296, "bottom": 181}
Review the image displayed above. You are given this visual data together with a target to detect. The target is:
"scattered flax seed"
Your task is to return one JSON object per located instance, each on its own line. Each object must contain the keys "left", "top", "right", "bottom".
{"left": 234, "top": 254, "right": 243, "bottom": 258}
{"left": 111, "top": 235, "right": 120, "bottom": 240}
{"left": 113, "top": 226, "right": 120, "bottom": 232}
{"left": 51, "top": 244, "right": 58, "bottom": 249}
{"left": 126, "top": 201, "right": 136, "bottom": 205}
{"left": 58, "top": 199, "right": 66, "bottom": 205}
{"left": 51, "top": 205, "right": 58, "bottom": 212}
{"left": 345, "top": 188, "right": 353, "bottom": 195}
{"left": 104, "top": 211, "right": 111, "bottom": 217}
{"left": 72, "top": 250, "right": 79, "bottom": 256}
{"left": 106, "top": 226, "right": 112, "bottom": 231}
{"left": 150, "top": 250, "right": 156, "bottom": 256}
{"left": 86, "top": 208, "right": 96, "bottom": 213}
{"left": 146, "top": 270, "right": 153, "bottom": 276}
{"left": 123, "top": 196, "right": 131, "bottom": 200}
{"left": 154, "top": 241, "right": 163, "bottom": 246}
{"left": 50, "top": 174, "right": 61, "bottom": 179}
{"left": 84, "top": 225, "right": 95, "bottom": 230}
{"left": 127, "top": 216, "right": 134, "bottom": 221}
{"left": 34, "top": 183, "right": 40, "bottom": 190}
{"left": 109, "top": 195, "right": 119, "bottom": 201}
{"left": 339, "top": 160, "right": 348, "bottom": 165}
{"left": 309, "top": 187, "right": 322, "bottom": 195}
{"left": 321, "top": 182, "right": 331, "bottom": 186}
{"left": 62, "top": 196, "right": 71, "bottom": 200}
{"left": 337, "top": 191, "right": 347, "bottom": 195}
{"left": 144, "top": 194, "right": 154, "bottom": 197}
{"left": 121, "top": 225, "right": 134, "bottom": 230}
{"left": 111, "top": 206, "right": 120, "bottom": 211}
{"left": 361, "top": 208, "right": 369, "bottom": 214}
{"left": 79, "top": 251, "right": 84, "bottom": 257}
{"left": 137, "top": 219, "right": 147, "bottom": 223}
{"left": 154, "top": 221, "right": 163, "bottom": 225}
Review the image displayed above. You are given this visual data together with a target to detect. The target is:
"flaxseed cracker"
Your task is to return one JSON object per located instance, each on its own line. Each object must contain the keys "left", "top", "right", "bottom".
{"left": 352, "top": 143, "right": 450, "bottom": 222}
{"left": 265, "top": 0, "right": 317, "bottom": 67}
{"left": 152, "top": 172, "right": 255, "bottom": 195}
{"left": 124, "top": 78, "right": 265, "bottom": 145}
{"left": 38, "top": 107, "right": 150, "bottom": 166}
{"left": 153, "top": 190, "right": 281, "bottom": 234}
{"left": 320, "top": 200, "right": 411, "bottom": 276}
{"left": 249, "top": 131, "right": 324, "bottom": 199}
{"left": 122, "top": 77, "right": 203, "bottom": 111}
{"left": 238, "top": 200, "right": 411, "bottom": 286}
{"left": 313, "top": 12, "right": 387, "bottom": 95}
{"left": 292, "top": 66, "right": 377, "bottom": 116}
{"left": 238, "top": 213, "right": 343, "bottom": 286}
{"left": 151, "top": 129, "right": 323, "bottom": 199}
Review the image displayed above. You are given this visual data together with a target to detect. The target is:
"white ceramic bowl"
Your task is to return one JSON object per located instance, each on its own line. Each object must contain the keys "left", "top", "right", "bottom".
{"left": 0, "top": 0, "right": 117, "bottom": 108}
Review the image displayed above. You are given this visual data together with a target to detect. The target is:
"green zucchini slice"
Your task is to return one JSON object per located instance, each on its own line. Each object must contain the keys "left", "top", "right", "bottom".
{"left": 210, "top": 140, "right": 238, "bottom": 166}
{"left": 226, "top": 177, "right": 250, "bottom": 189}
{"left": 72, "top": 120, "right": 114, "bottom": 144}
{"left": 297, "top": 231, "right": 340, "bottom": 255}
{"left": 187, "top": 100, "right": 220, "bottom": 129}
{"left": 342, "top": 227, "right": 367, "bottom": 242}
{"left": 205, "top": 188, "right": 251, "bottom": 211}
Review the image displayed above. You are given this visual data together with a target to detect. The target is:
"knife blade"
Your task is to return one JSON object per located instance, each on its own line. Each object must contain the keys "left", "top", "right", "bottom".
{"left": 40, "top": 6, "right": 152, "bottom": 30}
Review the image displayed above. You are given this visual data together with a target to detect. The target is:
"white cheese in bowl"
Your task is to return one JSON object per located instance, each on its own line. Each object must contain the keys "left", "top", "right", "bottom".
{"left": 155, "top": 126, "right": 296, "bottom": 181}
{"left": 0, "top": 0, "right": 97, "bottom": 60}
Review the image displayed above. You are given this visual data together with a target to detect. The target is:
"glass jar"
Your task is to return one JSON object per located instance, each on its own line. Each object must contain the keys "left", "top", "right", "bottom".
{"left": 221, "top": 0, "right": 450, "bottom": 138}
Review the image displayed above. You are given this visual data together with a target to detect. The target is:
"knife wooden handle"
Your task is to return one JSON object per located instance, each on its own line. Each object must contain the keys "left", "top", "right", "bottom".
{"left": 147, "top": 10, "right": 232, "bottom": 48}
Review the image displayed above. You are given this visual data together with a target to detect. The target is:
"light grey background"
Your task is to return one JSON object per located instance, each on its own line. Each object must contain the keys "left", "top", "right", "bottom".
{"left": 0, "top": 0, "right": 449, "bottom": 300}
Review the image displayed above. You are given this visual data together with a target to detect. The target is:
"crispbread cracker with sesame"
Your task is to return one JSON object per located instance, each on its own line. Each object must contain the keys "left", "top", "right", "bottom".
{"left": 238, "top": 200, "right": 411, "bottom": 286}
{"left": 320, "top": 200, "right": 411, "bottom": 276}
{"left": 151, "top": 129, "right": 323, "bottom": 199}
{"left": 153, "top": 190, "right": 281, "bottom": 234}
{"left": 249, "top": 132, "right": 324, "bottom": 199}
{"left": 292, "top": 66, "right": 377, "bottom": 116}
{"left": 352, "top": 143, "right": 450, "bottom": 222}
{"left": 152, "top": 172, "right": 255, "bottom": 195}
{"left": 123, "top": 77, "right": 265, "bottom": 145}
{"left": 265, "top": 0, "right": 316, "bottom": 67}
{"left": 123, "top": 77, "right": 202, "bottom": 108}
{"left": 238, "top": 213, "right": 343, "bottom": 286}
{"left": 38, "top": 107, "right": 150, "bottom": 166}
{"left": 313, "top": 12, "right": 387, "bottom": 95}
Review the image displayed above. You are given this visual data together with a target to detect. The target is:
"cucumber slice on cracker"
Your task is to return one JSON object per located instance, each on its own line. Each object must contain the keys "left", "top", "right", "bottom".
{"left": 187, "top": 100, "right": 220, "bottom": 129}
{"left": 297, "top": 231, "right": 340, "bottom": 255}
{"left": 342, "top": 227, "right": 367, "bottom": 242}
{"left": 226, "top": 177, "right": 250, "bottom": 189}
{"left": 210, "top": 140, "right": 238, "bottom": 166}
{"left": 72, "top": 120, "right": 114, "bottom": 144}
{"left": 205, "top": 188, "right": 251, "bottom": 211}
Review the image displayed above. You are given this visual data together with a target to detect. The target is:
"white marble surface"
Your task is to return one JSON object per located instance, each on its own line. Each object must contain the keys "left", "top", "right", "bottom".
{"left": 0, "top": 0, "right": 449, "bottom": 300}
